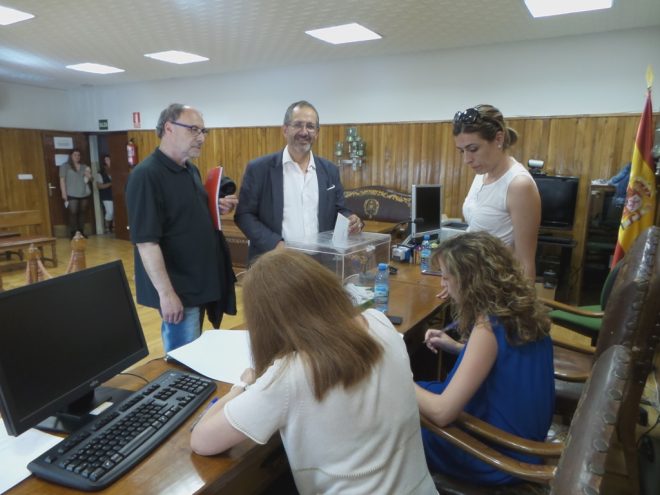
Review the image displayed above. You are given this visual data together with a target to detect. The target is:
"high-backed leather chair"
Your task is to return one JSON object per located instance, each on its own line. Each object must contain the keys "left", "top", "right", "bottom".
{"left": 552, "top": 226, "right": 660, "bottom": 404}
{"left": 551, "top": 226, "right": 659, "bottom": 494}
{"left": 424, "top": 345, "right": 635, "bottom": 494}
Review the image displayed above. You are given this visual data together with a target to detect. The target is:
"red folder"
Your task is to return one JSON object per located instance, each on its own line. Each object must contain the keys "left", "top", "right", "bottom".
{"left": 205, "top": 166, "right": 223, "bottom": 230}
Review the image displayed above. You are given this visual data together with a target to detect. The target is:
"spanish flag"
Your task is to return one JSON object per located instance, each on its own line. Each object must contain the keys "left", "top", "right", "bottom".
{"left": 611, "top": 69, "right": 656, "bottom": 268}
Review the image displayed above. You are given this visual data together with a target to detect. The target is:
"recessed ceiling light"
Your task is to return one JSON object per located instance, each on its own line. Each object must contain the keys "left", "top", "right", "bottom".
{"left": 144, "top": 50, "right": 209, "bottom": 64}
{"left": 0, "top": 5, "right": 34, "bottom": 25}
{"left": 524, "top": 0, "right": 613, "bottom": 18}
{"left": 305, "top": 22, "right": 381, "bottom": 45}
{"left": 66, "top": 63, "right": 125, "bottom": 75}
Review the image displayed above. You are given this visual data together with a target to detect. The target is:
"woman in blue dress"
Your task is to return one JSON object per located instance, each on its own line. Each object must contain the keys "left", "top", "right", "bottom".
{"left": 415, "top": 231, "right": 555, "bottom": 485}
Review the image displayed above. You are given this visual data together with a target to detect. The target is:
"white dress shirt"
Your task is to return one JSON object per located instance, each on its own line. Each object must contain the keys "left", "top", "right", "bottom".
{"left": 282, "top": 146, "right": 319, "bottom": 241}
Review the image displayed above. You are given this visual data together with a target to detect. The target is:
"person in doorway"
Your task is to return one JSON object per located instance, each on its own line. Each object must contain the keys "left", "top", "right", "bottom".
{"left": 453, "top": 104, "right": 540, "bottom": 281}
{"left": 234, "top": 100, "right": 363, "bottom": 264}
{"left": 59, "top": 148, "right": 92, "bottom": 238}
{"left": 95, "top": 154, "right": 113, "bottom": 233}
{"left": 125, "top": 103, "right": 238, "bottom": 352}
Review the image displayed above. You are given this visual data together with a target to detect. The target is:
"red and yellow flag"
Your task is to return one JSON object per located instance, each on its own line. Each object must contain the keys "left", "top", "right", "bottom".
{"left": 611, "top": 69, "right": 656, "bottom": 268}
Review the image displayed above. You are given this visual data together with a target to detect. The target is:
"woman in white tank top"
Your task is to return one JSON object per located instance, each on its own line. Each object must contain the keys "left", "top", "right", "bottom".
{"left": 453, "top": 105, "right": 540, "bottom": 281}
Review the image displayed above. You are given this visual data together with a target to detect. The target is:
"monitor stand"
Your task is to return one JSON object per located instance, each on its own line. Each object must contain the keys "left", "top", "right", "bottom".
{"left": 36, "top": 386, "right": 134, "bottom": 435}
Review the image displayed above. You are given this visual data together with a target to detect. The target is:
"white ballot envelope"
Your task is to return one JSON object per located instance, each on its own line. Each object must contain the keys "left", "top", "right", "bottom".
{"left": 332, "top": 213, "right": 350, "bottom": 247}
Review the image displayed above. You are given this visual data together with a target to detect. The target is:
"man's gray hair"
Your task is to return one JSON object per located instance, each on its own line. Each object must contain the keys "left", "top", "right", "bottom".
{"left": 155, "top": 103, "right": 187, "bottom": 138}
{"left": 283, "top": 100, "right": 319, "bottom": 127}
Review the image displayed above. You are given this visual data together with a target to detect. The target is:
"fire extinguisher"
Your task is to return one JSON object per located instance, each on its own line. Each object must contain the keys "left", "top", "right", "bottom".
{"left": 127, "top": 139, "right": 138, "bottom": 167}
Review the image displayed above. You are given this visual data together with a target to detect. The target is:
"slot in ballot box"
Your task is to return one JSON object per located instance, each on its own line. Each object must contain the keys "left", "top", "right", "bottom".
{"left": 286, "top": 232, "right": 391, "bottom": 304}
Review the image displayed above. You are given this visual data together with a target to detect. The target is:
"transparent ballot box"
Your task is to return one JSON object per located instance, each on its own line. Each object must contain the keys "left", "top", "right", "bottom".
{"left": 285, "top": 231, "right": 391, "bottom": 306}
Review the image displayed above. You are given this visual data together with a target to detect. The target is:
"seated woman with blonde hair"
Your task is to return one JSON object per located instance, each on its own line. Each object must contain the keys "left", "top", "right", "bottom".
{"left": 416, "top": 231, "right": 554, "bottom": 485}
{"left": 191, "top": 249, "right": 436, "bottom": 495}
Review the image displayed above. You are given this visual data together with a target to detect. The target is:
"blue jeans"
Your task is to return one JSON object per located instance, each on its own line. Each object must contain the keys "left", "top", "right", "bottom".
{"left": 161, "top": 306, "right": 202, "bottom": 353}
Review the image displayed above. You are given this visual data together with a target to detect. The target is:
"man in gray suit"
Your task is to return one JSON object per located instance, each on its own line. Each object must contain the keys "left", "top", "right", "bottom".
{"left": 235, "top": 100, "right": 363, "bottom": 263}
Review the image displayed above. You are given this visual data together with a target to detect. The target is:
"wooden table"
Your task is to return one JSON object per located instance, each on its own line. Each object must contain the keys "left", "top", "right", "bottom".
{"left": 9, "top": 269, "right": 443, "bottom": 495}
{"left": 8, "top": 359, "right": 287, "bottom": 495}
{"left": 391, "top": 261, "right": 444, "bottom": 288}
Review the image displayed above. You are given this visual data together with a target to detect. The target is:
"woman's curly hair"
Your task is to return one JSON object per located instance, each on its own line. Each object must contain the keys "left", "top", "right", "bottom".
{"left": 433, "top": 231, "right": 550, "bottom": 345}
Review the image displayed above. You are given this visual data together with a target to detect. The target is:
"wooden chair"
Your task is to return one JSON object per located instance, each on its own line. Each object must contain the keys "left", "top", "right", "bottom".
{"left": 541, "top": 260, "right": 621, "bottom": 346}
{"left": 550, "top": 226, "right": 660, "bottom": 403}
{"left": 423, "top": 345, "right": 635, "bottom": 494}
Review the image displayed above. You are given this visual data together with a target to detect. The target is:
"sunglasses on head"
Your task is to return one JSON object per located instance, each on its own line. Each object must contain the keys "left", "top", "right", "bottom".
{"left": 453, "top": 107, "right": 482, "bottom": 134}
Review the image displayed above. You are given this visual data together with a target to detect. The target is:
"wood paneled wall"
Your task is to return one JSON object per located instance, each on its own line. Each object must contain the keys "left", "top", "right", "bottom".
{"left": 129, "top": 113, "right": 657, "bottom": 301}
{"left": 1, "top": 113, "right": 656, "bottom": 301}
{"left": 129, "top": 114, "right": 650, "bottom": 218}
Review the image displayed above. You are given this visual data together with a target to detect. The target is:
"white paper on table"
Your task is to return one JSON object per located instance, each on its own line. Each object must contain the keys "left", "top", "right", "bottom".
{"left": 0, "top": 420, "right": 60, "bottom": 493}
{"left": 332, "top": 213, "right": 349, "bottom": 247}
{"left": 167, "top": 330, "right": 254, "bottom": 384}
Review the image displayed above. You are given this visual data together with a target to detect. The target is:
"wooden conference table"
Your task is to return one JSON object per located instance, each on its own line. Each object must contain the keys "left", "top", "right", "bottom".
{"left": 9, "top": 264, "right": 444, "bottom": 495}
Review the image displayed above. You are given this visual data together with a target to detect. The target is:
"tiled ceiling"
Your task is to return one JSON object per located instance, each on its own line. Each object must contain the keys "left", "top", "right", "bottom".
{"left": 0, "top": 0, "right": 658, "bottom": 90}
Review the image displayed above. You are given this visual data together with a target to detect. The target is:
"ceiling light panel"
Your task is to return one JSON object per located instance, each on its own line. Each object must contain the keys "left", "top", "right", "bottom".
{"left": 144, "top": 50, "right": 209, "bottom": 64}
{"left": 0, "top": 5, "right": 34, "bottom": 25}
{"left": 524, "top": 0, "right": 613, "bottom": 18}
{"left": 305, "top": 22, "right": 382, "bottom": 45}
{"left": 66, "top": 63, "right": 125, "bottom": 74}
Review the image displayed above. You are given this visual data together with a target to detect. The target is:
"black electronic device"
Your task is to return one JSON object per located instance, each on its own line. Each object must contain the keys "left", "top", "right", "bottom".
{"left": 533, "top": 175, "right": 579, "bottom": 229}
{"left": 411, "top": 184, "right": 443, "bottom": 240}
{"left": 27, "top": 370, "right": 216, "bottom": 491}
{"left": 0, "top": 261, "right": 149, "bottom": 437}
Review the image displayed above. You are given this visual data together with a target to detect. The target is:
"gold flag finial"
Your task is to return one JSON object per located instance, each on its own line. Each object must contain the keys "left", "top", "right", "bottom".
{"left": 646, "top": 65, "right": 654, "bottom": 90}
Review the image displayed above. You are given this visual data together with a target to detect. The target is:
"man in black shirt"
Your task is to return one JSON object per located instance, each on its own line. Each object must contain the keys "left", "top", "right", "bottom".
{"left": 126, "top": 103, "right": 237, "bottom": 352}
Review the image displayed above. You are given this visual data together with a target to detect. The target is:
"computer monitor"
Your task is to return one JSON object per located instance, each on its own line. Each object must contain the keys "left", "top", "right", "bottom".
{"left": 411, "top": 184, "right": 442, "bottom": 240}
{"left": 532, "top": 175, "right": 579, "bottom": 229}
{"left": 0, "top": 261, "right": 148, "bottom": 437}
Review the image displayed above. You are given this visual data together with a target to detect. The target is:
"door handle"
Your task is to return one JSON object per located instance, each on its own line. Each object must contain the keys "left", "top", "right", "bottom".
{"left": 48, "top": 182, "right": 57, "bottom": 197}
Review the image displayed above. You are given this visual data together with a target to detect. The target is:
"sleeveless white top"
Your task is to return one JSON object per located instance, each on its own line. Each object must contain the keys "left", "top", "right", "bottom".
{"left": 462, "top": 160, "right": 534, "bottom": 246}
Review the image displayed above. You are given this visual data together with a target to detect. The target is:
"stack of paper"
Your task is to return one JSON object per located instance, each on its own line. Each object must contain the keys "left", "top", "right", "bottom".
{"left": 167, "top": 330, "right": 254, "bottom": 384}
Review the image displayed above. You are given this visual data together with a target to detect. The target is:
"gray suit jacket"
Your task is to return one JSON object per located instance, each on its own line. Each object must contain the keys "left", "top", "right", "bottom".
{"left": 234, "top": 150, "right": 352, "bottom": 263}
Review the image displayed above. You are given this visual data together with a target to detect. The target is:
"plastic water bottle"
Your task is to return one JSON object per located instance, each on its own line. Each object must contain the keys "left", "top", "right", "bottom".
{"left": 420, "top": 234, "right": 431, "bottom": 273}
{"left": 373, "top": 263, "right": 389, "bottom": 313}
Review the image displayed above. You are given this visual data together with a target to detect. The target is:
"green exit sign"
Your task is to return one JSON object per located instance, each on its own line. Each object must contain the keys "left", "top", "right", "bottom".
{"left": 98, "top": 119, "right": 108, "bottom": 130}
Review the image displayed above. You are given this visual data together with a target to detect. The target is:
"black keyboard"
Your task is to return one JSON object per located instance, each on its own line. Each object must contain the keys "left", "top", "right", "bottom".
{"left": 28, "top": 370, "right": 216, "bottom": 491}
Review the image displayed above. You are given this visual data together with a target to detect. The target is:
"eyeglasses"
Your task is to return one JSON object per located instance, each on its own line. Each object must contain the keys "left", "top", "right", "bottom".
{"left": 452, "top": 107, "right": 481, "bottom": 134}
{"left": 287, "top": 121, "right": 318, "bottom": 132}
{"left": 170, "top": 121, "right": 209, "bottom": 136}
